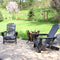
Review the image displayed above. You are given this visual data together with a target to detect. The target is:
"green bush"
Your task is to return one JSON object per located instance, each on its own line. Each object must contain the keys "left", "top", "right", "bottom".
{"left": 0, "top": 11, "right": 4, "bottom": 22}
{"left": 33, "top": 7, "right": 56, "bottom": 22}
{"left": 28, "top": 8, "right": 34, "bottom": 21}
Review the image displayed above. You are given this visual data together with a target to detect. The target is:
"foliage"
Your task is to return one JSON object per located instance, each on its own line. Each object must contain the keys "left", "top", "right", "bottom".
{"left": 0, "top": 11, "right": 4, "bottom": 22}
{"left": 2, "top": 0, "right": 7, "bottom": 8}
{"left": 50, "top": 0, "right": 60, "bottom": 12}
{"left": 28, "top": 8, "right": 34, "bottom": 20}
{"left": 33, "top": 7, "right": 56, "bottom": 22}
{"left": 19, "top": 2, "right": 29, "bottom": 10}
{"left": 50, "top": 0, "right": 60, "bottom": 22}
{"left": 0, "top": 7, "right": 57, "bottom": 23}
{"left": 28, "top": 0, "right": 35, "bottom": 6}
{"left": 18, "top": 0, "right": 36, "bottom": 10}
{"left": 53, "top": 12, "right": 60, "bottom": 23}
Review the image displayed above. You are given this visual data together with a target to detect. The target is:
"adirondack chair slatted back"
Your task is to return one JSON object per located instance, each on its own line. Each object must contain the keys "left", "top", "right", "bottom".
{"left": 7, "top": 23, "right": 16, "bottom": 36}
{"left": 48, "top": 24, "right": 59, "bottom": 37}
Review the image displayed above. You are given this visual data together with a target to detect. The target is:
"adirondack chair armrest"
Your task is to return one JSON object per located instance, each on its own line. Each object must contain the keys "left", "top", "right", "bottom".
{"left": 36, "top": 33, "right": 48, "bottom": 36}
{"left": 32, "top": 33, "right": 48, "bottom": 37}
{"left": 15, "top": 31, "right": 18, "bottom": 36}
{"left": 37, "top": 37, "right": 57, "bottom": 39}
{"left": 1, "top": 31, "right": 7, "bottom": 36}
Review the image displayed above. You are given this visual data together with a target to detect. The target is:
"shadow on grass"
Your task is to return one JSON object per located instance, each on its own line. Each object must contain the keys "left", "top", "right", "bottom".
{"left": 27, "top": 17, "right": 58, "bottom": 26}
{"left": 48, "top": 18, "right": 59, "bottom": 24}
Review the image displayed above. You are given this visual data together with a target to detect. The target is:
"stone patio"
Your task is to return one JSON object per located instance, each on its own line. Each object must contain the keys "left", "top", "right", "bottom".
{"left": 0, "top": 36, "right": 60, "bottom": 60}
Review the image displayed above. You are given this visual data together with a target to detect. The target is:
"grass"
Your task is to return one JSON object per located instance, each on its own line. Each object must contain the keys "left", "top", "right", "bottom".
{"left": 0, "top": 20, "right": 60, "bottom": 40}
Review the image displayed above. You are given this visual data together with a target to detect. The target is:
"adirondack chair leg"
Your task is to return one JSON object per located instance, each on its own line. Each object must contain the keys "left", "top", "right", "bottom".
{"left": 49, "top": 38, "right": 55, "bottom": 47}
{"left": 38, "top": 44, "right": 43, "bottom": 53}
{"left": 38, "top": 39, "right": 42, "bottom": 53}
{"left": 38, "top": 46, "right": 41, "bottom": 53}
{"left": 3, "top": 41, "right": 5, "bottom": 44}
{"left": 15, "top": 39, "right": 17, "bottom": 44}
{"left": 3, "top": 39, "right": 5, "bottom": 44}
{"left": 34, "top": 43, "right": 36, "bottom": 48}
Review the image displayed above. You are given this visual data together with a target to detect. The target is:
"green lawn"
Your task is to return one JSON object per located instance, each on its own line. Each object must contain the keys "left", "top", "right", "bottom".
{"left": 0, "top": 20, "right": 60, "bottom": 40}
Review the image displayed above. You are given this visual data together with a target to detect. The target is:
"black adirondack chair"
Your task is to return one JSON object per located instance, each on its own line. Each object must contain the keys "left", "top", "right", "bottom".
{"left": 1, "top": 23, "right": 18, "bottom": 44}
{"left": 33, "top": 24, "right": 59, "bottom": 53}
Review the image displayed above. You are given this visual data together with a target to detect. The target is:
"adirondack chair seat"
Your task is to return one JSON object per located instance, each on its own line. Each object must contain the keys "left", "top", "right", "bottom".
{"left": 3, "top": 36, "right": 16, "bottom": 40}
{"left": 45, "top": 38, "right": 55, "bottom": 44}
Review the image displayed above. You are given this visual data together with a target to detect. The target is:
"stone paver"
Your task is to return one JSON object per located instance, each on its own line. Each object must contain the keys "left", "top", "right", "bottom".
{"left": 0, "top": 36, "right": 60, "bottom": 60}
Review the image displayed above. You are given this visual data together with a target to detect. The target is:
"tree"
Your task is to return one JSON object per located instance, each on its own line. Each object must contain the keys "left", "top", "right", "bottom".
{"left": 50, "top": 0, "right": 60, "bottom": 22}
{"left": 6, "top": 1, "right": 19, "bottom": 19}
{"left": 1, "top": 0, "right": 4, "bottom": 5}
{"left": 50, "top": 0, "right": 60, "bottom": 12}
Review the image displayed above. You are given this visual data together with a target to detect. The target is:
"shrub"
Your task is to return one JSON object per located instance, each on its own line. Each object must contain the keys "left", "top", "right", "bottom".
{"left": 28, "top": 8, "right": 34, "bottom": 21}
{"left": 0, "top": 11, "right": 4, "bottom": 22}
